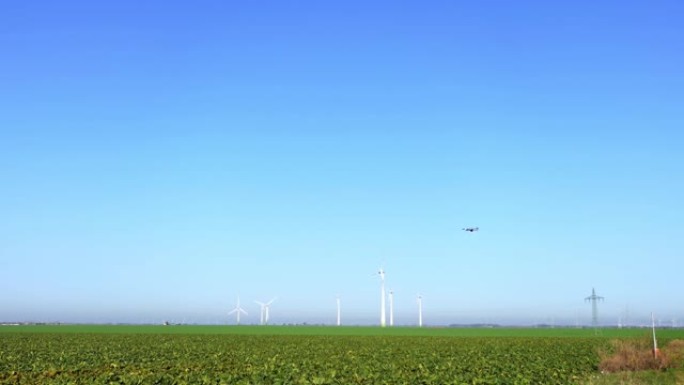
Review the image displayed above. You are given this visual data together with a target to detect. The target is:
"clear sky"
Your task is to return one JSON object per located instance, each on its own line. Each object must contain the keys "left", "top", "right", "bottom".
{"left": 1, "top": 1, "right": 683, "bottom": 326}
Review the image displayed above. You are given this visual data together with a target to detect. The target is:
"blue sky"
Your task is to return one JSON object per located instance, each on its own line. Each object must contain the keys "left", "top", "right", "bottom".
{"left": 1, "top": 1, "right": 683, "bottom": 326}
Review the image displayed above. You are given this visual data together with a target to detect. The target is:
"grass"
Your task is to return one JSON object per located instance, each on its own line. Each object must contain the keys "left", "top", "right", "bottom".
{"left": 586, "top": 338, "right": 684, "bottom": 385}
{"left": 585, "top": 369, "right": 684, "bottom": 385}
{"left": 2, "top": 324, "right": 684, "bottom": 338}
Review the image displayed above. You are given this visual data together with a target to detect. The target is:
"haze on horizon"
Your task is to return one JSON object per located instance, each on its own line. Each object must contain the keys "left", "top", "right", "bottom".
{"left": 1, "top": 1, "right": 682, "bottom": 327}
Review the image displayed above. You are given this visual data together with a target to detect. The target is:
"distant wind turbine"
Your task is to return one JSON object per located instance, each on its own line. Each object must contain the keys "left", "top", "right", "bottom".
{"left": 336, "top": 296, "right": 341, "bottom": 326}
{"left": 417, "top": 294, "right": 423, "bottom": 327}
{"left": 228, "top": 297, "right": 248, "bottom": 325}
{"left": 389, "top": 289, "right": 394, "bottom": 327}
{"left": 255, "top": 298, "right": 277, "bottom": 325}
{"left": 378, "top": 268, "right": 387, "bottom": 327}
{"left": 255, "top": 301, "right": 266, "bottom": 325}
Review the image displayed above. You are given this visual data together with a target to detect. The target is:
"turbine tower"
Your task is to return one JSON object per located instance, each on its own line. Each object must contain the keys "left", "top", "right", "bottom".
{"left": 417, "top": 294, "right": 423, "bottom": 327}
{"left": 264, "top": 298, "right": 276, "bottom": 324}
{"left": 585, "top": 288, "right": 604, "bottom": 329}
{"left": 255, "top": 301, "right": 266, "bottom": 325}
{"left": 255, "top": 298, "right": 277, "bottom": 325}
{"left": 378, "top": 268, "right": 386, "bottom": 327}
{"left": 389, "top": 289, "right": 394, "bottom": 327}
{"left": 336, "top": 296, "right": 341, "bottom": 326}
{"left": 228, "top": 297, "right": 248, "bottom": 325}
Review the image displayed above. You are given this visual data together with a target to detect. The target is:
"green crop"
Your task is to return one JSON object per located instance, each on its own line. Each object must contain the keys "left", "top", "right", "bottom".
{"left": 5, "top": 325, "right": 684, "bottom": 338}
{"left": 0, "top": 331, "right": 606, "bottom": 384}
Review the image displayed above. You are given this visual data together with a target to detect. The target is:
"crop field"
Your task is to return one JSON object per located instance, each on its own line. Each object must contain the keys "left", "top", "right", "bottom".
{"left": 2, "top": 326, "right": 683, "bottom": 384}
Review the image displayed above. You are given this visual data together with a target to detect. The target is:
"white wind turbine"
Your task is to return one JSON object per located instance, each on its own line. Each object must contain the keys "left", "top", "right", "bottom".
{"left": 255, "top": 301, "right": 266, "bottom": 325}
{"left": 389, "top": 289, "right": 394, "bottom": 327}
{"left": 255, "top": 298, "right": 277, "bottom": 325}
{"left": 378, "top": 268, "right": 387, "bottom": 327}
{"left": 336, "top": 296, "right": 341, "bottom": 326}
{"left": 417, "top": 294, "right": 423, "bottom": 327}
{"left": 228, "top": 297, "right": 248, "bottom": 325}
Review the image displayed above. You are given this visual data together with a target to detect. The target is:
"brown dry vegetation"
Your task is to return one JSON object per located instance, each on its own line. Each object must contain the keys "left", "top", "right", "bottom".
{"left": 666, "top": 340, "right": 684, "bottom": 365}
{"left": 599, "top": 339, "right": 684, "bottom": 373}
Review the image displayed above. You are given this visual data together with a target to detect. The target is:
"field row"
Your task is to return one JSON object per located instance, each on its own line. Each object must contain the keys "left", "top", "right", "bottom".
{"left": 1, "top": 333, "right": 602, "bottom": 384}
{"left": 4, "top": 324, "right": 683, "bottom": 338}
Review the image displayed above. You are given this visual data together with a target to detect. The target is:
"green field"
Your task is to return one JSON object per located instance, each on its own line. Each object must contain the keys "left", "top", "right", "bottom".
{"left": 3, "top": 324, "right": 683, "bottom": 338}
{"left": 2, "top": 326, "right": 683, "bottom": 384}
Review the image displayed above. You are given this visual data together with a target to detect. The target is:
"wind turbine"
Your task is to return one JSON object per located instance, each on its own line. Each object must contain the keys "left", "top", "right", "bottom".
{"left": 336, "top": 296, "right": 341, "bottom": 326}
{"left": 255, "top": 298, "right": 277, "bottom": 325}
{"left": 378, "top": 268, "right": 386, "bottom": 327}
{"left": 255, "top": 301, "right": 266, "bottom": 325}
{"left": 228, "top": 297, "right": 248, "bottom": 325}
{"left": 417, "top": 294, "right": 423, "bottom": 327}
{"left": 389, "top": 289, "right": 394, "bottom": 327}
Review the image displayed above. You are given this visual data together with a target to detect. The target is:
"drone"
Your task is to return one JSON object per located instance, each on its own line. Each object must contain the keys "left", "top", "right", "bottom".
{"left": 462, "top": 227, "right": 479, "bottom": 232}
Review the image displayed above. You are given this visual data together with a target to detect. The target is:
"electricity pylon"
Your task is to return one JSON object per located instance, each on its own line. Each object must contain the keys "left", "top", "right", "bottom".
{"left": 585, "top": 288, "right": 604, "bottom": 331}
